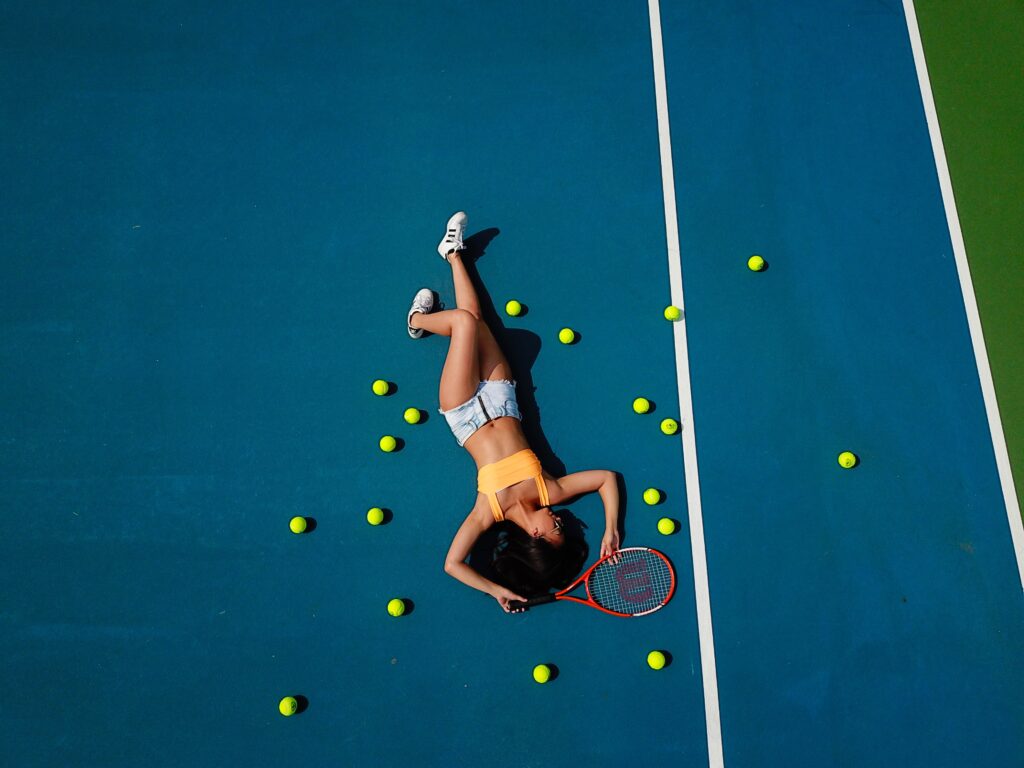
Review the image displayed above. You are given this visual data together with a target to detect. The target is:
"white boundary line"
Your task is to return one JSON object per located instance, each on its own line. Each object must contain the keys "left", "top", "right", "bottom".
{"left": 903, "top": 0, "right": 1024, "bottom": 590}
{"left": 647, "top": 2, "right": 725, "bottom": 766}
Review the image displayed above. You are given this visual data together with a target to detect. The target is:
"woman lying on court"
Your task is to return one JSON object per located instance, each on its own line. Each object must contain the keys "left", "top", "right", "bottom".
{"left": 407, "top": 212, "right": 622, "bottom": 613}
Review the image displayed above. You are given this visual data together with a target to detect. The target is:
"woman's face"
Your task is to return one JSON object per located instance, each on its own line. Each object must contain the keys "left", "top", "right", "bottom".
{"left": 523, "top": 508, "right": 565, "bottom": 547}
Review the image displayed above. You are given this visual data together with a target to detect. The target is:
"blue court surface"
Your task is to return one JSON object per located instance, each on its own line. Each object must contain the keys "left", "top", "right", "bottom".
{"left": 2, "top": 2, "right": 1022, "bottom": 767}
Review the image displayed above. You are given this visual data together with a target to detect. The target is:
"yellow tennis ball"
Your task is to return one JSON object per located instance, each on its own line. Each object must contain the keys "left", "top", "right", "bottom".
{"left": 371, "top": 379, "right": 389, "bottom": 396}
{"left": 387, "top": 598, "right": 405, "bottom": 617}
{"left": 558, "top": 328, "right": 575, "bottom": 344}
{"left": 633, "top": 397, "right": 651, "bottom": 414}
{"left": 289, "top": 516, "right": 307, "bottom": 534}
{"left": 647, "top": 651, "right": 666, "bottom": 670}
{"left": 505, "top": 300, "right": 522, "bottom": 317}
{"left": 643, "top": 488, "right": 662, "bottom": 505}
{"left": 403, "top": 407, "right": 421, "bottom": 424}
{"left": 660, "top": 418, "right": 679, "bottom": 435}
{"left": 748, "top": 255, "right": 766, "bottom": 272}
{"left": 532, "top": 664, "right": 551, "bottom": 684}
{"left": 663, "top": 305, "right": 681, "bottom": 321}
{"left": 366, "top": 507, "right": 384, "bottom": 525}
{"left": 838, "top": 451, "right": 858, "bottom": 469}
{"left": 279, "top": 696, "right": 298, "bottom": 716}
{"left": 657, "top": 517, "right": 676, "bottom": 535}
{"left": 379, "top": 435, "right": 397, "bottom": 452}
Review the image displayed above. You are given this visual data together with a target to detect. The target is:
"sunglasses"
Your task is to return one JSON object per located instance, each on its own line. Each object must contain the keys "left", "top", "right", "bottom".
{"left": 533, "top": 508, "right": 564, "bottom": 538}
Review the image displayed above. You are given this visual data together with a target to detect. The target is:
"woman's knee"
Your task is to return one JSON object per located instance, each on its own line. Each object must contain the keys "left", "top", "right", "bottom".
{"left": 450, "top": 308, "right": 479, "bottom": 335}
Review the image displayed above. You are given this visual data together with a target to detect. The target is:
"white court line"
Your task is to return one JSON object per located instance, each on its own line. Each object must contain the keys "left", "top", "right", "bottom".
{"left": 647, "top": 2, "right": 726, "bottom": 766}
{"left": 903, "top": 0, "right": 1024, "bottom": 590}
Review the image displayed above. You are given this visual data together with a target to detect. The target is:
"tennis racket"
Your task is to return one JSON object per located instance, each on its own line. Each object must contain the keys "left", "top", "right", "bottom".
{"left": 508, "top": 547, "right": 676, "bottom": 617}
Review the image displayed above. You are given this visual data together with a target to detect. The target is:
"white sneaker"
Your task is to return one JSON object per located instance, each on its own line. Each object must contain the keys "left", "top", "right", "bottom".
{"left": 437, "top": 211, "right": 468, "bottom": 259}
{"left": 407, "top": 288, "right": 436, "bottom": 338}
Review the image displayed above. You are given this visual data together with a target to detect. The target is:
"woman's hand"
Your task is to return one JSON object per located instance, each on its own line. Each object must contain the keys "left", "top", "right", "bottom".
{"left": 600, "top": 528, "right": 621, "bottom": 559}
{"left": 491, "top": 586, "right": 528, "bottom": 613}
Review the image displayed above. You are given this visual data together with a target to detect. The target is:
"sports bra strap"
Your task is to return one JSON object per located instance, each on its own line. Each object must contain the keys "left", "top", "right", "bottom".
{"left": 534, "top": 474, "right": 550, "bottom": 508}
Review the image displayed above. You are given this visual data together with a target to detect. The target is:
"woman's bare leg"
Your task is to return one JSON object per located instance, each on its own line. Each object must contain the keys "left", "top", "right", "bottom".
{"left": 445, "top": 252, "right": 513, "bottom": 381}
{"left": 410, "top": 308, "right": 481, "bottom": 410}
{"left": 446, "top": 252, "right": 481, "bottom": 318}
{"left": 409, "top": 307, "right": 466, "bottom": 337}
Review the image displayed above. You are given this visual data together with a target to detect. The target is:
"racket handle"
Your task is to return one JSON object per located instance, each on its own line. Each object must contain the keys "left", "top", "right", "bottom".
{"left": 508, "top": 594, "right": 558, "bottom": 610}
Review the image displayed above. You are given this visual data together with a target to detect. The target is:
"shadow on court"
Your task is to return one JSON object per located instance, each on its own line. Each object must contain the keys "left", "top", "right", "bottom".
{"left": 462, "top": 226, "right": 565, "bottom": 478}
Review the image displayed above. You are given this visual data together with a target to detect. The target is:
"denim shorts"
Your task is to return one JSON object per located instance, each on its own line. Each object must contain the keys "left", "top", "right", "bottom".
{"left": 439, "top": 379, "right": 522, "bottom": 447}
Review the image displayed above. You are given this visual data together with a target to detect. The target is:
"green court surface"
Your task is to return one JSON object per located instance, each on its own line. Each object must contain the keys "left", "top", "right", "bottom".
{"left": 916, "top": 0, "right": 1024, "bottom": 516}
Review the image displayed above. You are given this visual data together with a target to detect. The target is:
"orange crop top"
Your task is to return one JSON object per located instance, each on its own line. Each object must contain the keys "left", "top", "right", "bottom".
{"left": 477, "top": 449, "right": 551, "bottom": 523}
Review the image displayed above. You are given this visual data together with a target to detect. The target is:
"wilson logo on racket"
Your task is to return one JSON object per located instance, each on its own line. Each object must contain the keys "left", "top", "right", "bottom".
{"left": 508, "top": 547, "right": 676, "bottom": 617}
{"left": 615, "top": 559, "right": 656, "bottom": 603}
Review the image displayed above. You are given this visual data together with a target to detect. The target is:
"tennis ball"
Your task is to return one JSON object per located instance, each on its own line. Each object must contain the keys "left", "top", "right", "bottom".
{"left": 647, "top": 651, "right": 666, "bottom": 670}
{"left": 660, "top": 418, "right": 679, "bottom": 435}
{"left": 532, "top": 664, "right": 551, "bottom": 684}
{"left": 657, "top": 517, "right": 676, "bottom": 535}
{"left": 279, "top": 696, "right": 298, "bottom": 716}
{"left": 558, "top": 328, "right": 576, "bottom": 344}
{"left": 372, "top": 379, "right": 389, "bottom": 396}
{"left": 643, "top": 488, "right": 662, "bottom": 505}
{"left": 505, "top": 300, "right": 523, "bottom": 317}
{"left": 403, "top": 407, "right": 421, "bottom": 424}
{"left": 664, "top": 305, "right": 681, "bottom": 321}
{"left": 633, "top": 397, "right": 651, "bottom": 414}
{"left": 366, "top": 507, "right": 384, "bottom": 525}
{"left": 748, "top": 255, "right": 766, "bottom": 272}
{"left": 379, "top": 435, "right": 397, "bottom": 452}
{"left": 838, "top": 451, "right": 858, "bottom": 469}
{"left": 289, "top": 516, "right": 307, "bottom": 534}
{"left": 387, "top": 598, "right": 405, "bottom": 617}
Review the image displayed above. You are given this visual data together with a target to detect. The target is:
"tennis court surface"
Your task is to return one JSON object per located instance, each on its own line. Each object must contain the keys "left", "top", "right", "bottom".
{"left": 3, "top": 2, "right": 1022, "bottom": 766}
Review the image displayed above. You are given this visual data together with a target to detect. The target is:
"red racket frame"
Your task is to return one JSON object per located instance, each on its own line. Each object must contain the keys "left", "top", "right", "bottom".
{"left": 509, "top": 546, "right": 676, "bottom": 617}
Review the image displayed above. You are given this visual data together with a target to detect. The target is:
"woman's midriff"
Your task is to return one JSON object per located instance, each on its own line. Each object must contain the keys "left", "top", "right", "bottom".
{"left": 466, "top": 417, "right": 546, "bottom": 516}
{"left": 463, "top": 416, "right": 531, "bottom": 469}
{"left": 464, "top": 415, "right": 544, "bottom": 518}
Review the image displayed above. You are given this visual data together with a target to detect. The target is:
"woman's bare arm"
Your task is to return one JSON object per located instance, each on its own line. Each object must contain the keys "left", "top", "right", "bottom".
{"left": 547, "top": 469, "right": 621, "bottom": 556}
{"left": 444, "top": 503, "right": 527, "bottom": 612}
{"left": 595, "top": 472, "right": 621, "bottom": 556}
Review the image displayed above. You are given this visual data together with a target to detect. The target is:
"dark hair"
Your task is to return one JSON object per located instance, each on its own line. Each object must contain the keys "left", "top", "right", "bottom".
{"left": 491, "top": 519, "right": 588, "bottom": 598}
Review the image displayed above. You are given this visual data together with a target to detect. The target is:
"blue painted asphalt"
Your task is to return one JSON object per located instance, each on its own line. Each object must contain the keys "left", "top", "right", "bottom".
{"left": 0, "top": 3, "right": 703, "bottom": 767}
{"left": 664, "top": 1, "right": 1024, "bottom": 765}
{"left": 2, "top": 2, "right": 1021, "bottom": 766}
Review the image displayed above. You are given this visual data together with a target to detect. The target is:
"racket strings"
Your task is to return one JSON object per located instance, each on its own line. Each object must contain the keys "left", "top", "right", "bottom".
{"left": 587, "top": 549, "right": 673, "bottom": 615}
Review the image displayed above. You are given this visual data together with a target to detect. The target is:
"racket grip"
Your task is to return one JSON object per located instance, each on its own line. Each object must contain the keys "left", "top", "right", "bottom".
{"left": 508, "top": 593, "right": 558, "bottom": 610}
